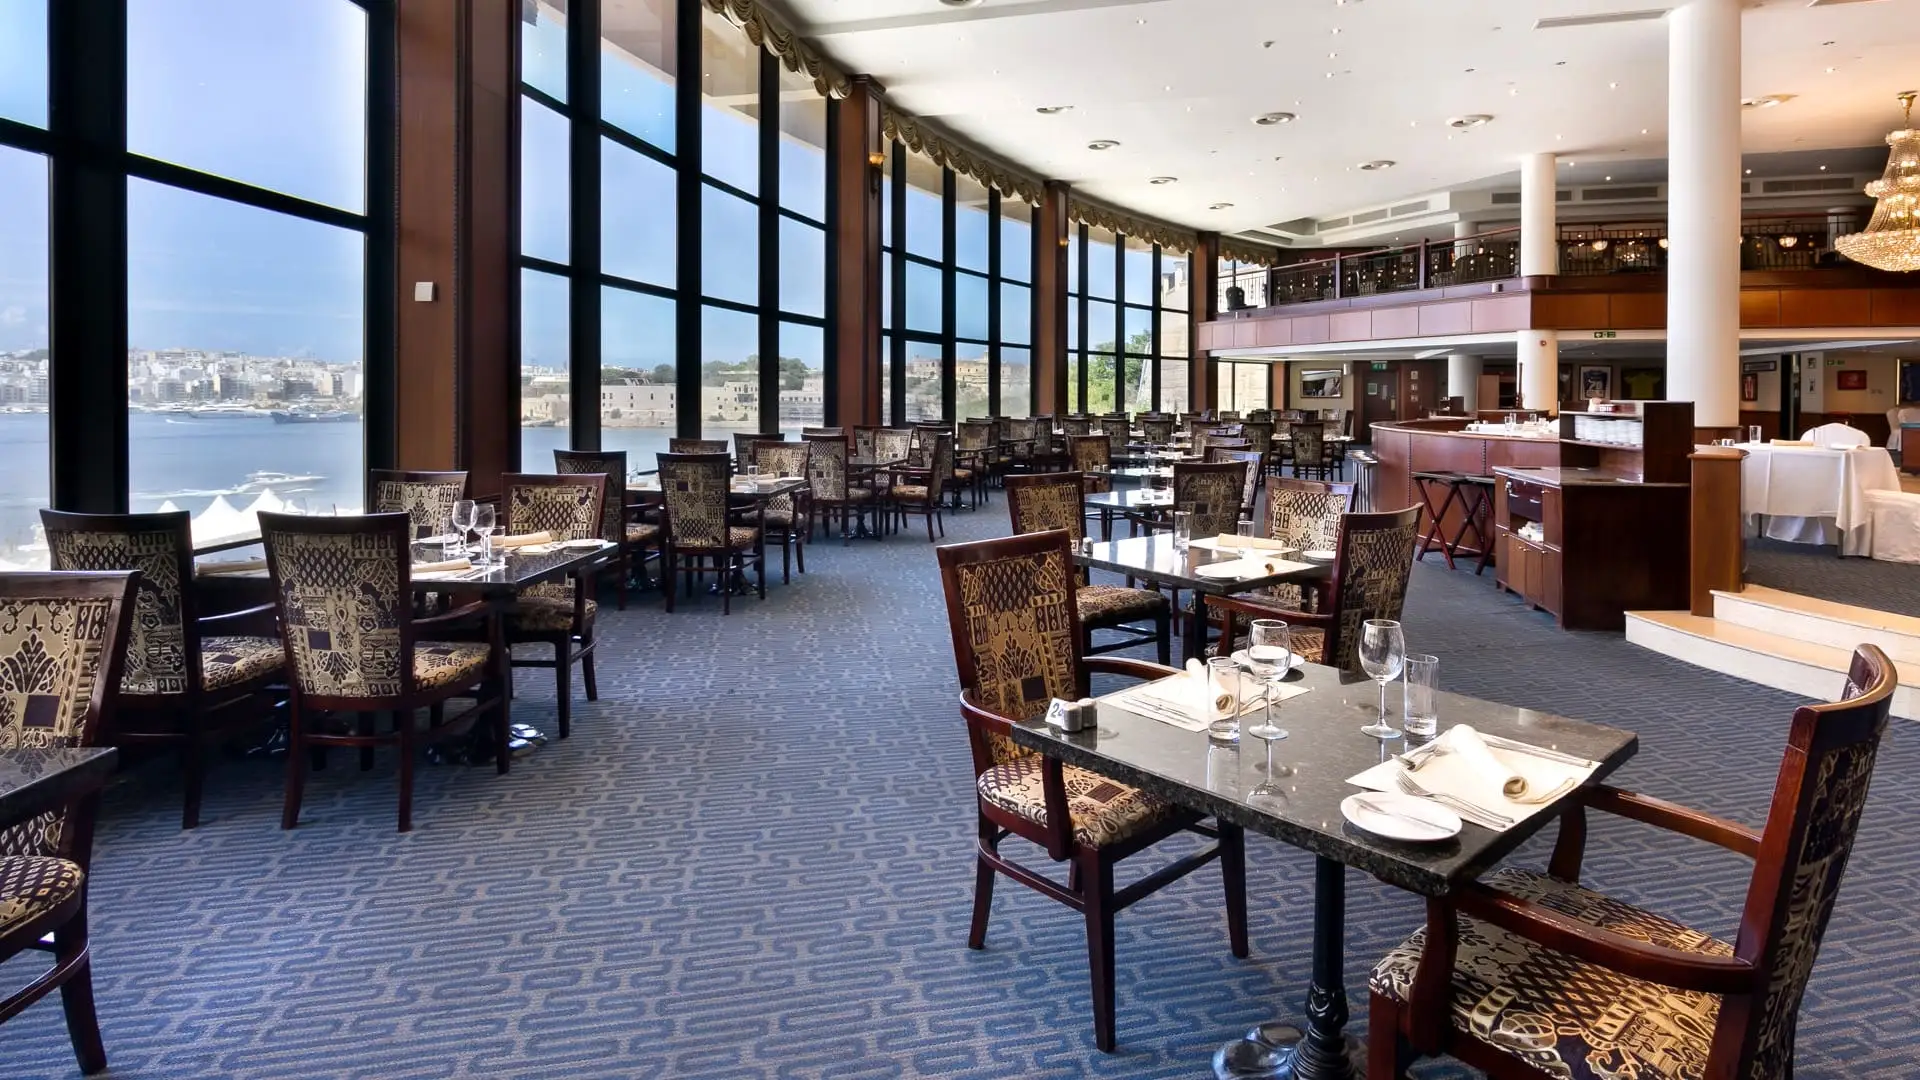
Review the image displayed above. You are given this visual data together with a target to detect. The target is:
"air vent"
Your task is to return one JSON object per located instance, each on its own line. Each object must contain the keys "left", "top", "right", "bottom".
{"left": 1491, "top": 191, "right": 1521, "bottom": 205}
{"left": 1352, "top": 208, "right": 1390, "bottom": 225}
{"left": 1806, "top": 0, "right": 1888, "bottom": 7}
{"left": 1581, "top": 185, "right": 1660, "bottom": 201}
{"left": 1557, "top": 190, "right": 1572, "bottom": 202}
{"left": 1741, "top": 181, "right": 1751, "bottom": 194}
{"left": 1760, "top": 177, "right": 1857, "bottom": 193}
{"left": 1317, "top": 215, "right": 1352, "bottom": 230}
{"left": 1389, "top": 200, "right": 1432, "bottom": 217}
{"left": 1534, "top": 8, "right": 1668, "bottom": 29}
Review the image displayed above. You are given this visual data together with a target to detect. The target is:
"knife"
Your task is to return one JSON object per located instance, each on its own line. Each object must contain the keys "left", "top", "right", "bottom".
{"left": 1352, "top": 796, "right": 1454, "bottom": 839}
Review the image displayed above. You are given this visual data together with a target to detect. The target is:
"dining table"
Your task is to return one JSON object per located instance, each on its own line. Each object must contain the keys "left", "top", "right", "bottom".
{"left": 1083, "top": 487, "right": 1174, "bottom": 540}
{"left": 1734, "top": 441, "right": 1900, "bottom": 555}
{"left": 0, "top": 747, "right": 118, "bottom": 830}
{"left": 1076, "top": 534, "right": 1329, "bottom": 661}
{"left": 1008, "top": 663, "right": 1638, "bottom": 1080}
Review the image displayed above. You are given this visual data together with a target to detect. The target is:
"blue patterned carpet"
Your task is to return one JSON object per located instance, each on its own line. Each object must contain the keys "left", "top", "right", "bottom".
{"left": 2, "top": 497, "right": 1917, "bottom": 1079}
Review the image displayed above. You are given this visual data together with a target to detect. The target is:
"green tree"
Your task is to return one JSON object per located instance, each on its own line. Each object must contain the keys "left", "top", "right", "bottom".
{"left": 649, "top": 364, "right": 674, "bottom": 385}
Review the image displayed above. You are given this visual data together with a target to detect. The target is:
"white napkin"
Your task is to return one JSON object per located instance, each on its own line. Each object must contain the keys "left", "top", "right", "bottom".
{"left": 410, "top": 557, "right": 471, "bottom": 576}
{"left": 1194, "top": 534, "right": 1292, "bottom": 553}
{"left": 495, "top": 531, "right": 555, "bottom": 549}
{"left": 1106, "top": 665, "right": 1269, "bottom": 730}
{"left": 1197, "top": 556, "right": 1314, "bottom": 579}
{"left": 1347, "top": 725, "right": 1594, "bottom": 832}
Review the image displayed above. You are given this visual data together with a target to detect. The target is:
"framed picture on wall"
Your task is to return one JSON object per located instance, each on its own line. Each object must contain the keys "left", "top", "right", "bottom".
{"left": 1300, "top": 369, "right": 1344, "bottom": 398}
{"left": 1742, "top": 373, "right": 1759, "bottom": 402}
{"left": 1622, "top": 368, "right": 1665, "bottom": 400}
{"left": 1578, "top": 365, "right": 1612, "bottom": 400}
{"left": 1837, "top": 370, "right": 1868, "bottom": 391}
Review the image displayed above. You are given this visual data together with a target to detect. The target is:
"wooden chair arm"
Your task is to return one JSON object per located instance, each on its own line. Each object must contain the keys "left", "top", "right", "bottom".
{"left": 1203, "top": 592, "right": 1333, "bottom": 628}
{"left": 1083, "top": 656, "right": 1180, "bottom": 682}
{"left": 199, "top": 603, "right": 277, "bottom": 636}
{"left": 412, "top": 601, "right": 490, "bottom": 634}
{"left": 1449, "top": 880, "right": 1757, "bottom": 996}
{"left": 1550, "top": 785, "right": 1761, "bottom": 882}
{"left": 959, "top": 694, "right": 1074, "bottom": 861}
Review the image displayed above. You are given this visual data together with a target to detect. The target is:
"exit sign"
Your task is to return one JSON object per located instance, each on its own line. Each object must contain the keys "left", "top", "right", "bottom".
{"left": 1371, "top": 362, "right": 1389, "bottom": 371}
{"left": 1591, "top": 330, "right": 1617, "bottom": 339}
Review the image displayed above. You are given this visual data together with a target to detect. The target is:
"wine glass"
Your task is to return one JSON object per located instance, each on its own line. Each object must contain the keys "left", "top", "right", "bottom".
{"left": 1245, "top": 619, "right": 1291, "bottom": 741}
{"left": 1358, "top": 618, "right": 1406, "bottom": 739}
{"left": 471, "top": 504, "right": 496, "bottom": 566}
{"left": 452, "top": 499, "right": 474, "bottom": 553}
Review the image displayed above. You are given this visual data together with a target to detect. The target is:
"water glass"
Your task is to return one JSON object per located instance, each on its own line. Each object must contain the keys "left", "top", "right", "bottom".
{"left": 1357, "top": 619, "right": 1405, "bottom": 739}
{"left": 1245, "top": 619, "right": 1290, "bottom": 741}
{"left": 1747, "top": 425, "right": 1762, "bottom": 445}
{"left": 472, "top": 504, "right": 497, "bottom": 566}
{"left": 1236, "top": 517, "right": 1256, "bottom": 553}
{"left": 1172, "top": 510, "right": 1194, "bottom": 551}
{"left": 1402, "top": 654, "right": 1439, "bottom": 738}
{"left": 1206, "top": 656, "right": 1242, "bottom": 743}
{"left": 452, "top": 499, "right": 475, "bottom": 551}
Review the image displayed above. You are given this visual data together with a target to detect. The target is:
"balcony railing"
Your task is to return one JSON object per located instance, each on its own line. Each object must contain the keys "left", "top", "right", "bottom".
{"left": 1226, "top": 212, "right": 1874, "bottom": 314}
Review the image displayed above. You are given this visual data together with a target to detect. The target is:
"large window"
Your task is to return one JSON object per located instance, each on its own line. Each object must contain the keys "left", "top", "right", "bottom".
{"left": 1215, "top": 362, "right": 1272, "bottom": 414}
{"left": 0, "top": 147, "right": 49, "bottom": 566}
{"left": 954, "top": 173, "right": 991, "bottom": 419}
{"left": 776, "top": 66, "right": 827, "bottom": 438}
{"left": 997, "top": 199, "right": 1032, "bottom": 417}
{"left": 1159, "top": 249, "right": 1190, "bottom": 413}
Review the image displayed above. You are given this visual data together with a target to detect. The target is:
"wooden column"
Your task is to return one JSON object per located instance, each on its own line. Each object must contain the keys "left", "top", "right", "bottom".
{"left": 1033, "top": 181, "right": 1070, "bottom": 415}
{"left": 1689, "top": 446, "right": 1746, "bottom": 615}
{"left": 829, "top": 76, "right": 883, "bottom": 429}
{"left": 395, "top": 0, "right": 518, "bottom": 494}
{"left": 1191, "top": 232, "right": 1219, "bottom": 412}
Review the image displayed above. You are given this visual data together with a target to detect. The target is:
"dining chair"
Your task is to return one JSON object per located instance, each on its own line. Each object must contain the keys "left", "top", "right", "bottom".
{"left": 801, "top": 426, "right": 844, "bottom": 438}
{"left": 1154, "top": 460, "right": 1246, "bottom": 539}
{"left": 500, "top": 472, "right": 607, "bottom": 737}
{"left": 1004, "top": 473, "right": 1170, "bottom": 664}
{"left": 956, "top": 420, "right": 996, "bottom": 508}
{"left": 1207, "top": 447, "right": 1265, "bottom": 520}
{"left": 1258, "top": 477, "right": 1355, "bottom": 612}
{"left": 1061, "top": 415, "right": 1093, "bottom": 437}
{"left": 1069, "top": 434, "right": 1112, "bottom": 495}
{"left": 891, "top": 431, "right": 952, "bottom": 541}
{"left": 1238, "top": 419, "right": 1275, "bottom": 462}
{"left": 733, "top": 431, "right": 784, "bottom": 460}
{"left": 657, "top": 452, "right": 765, "bottom": 614}
{"left": 1203, "top": 506, "right": 1420, "bottom": 670}
{"left": 669, "top": 438, "right": 728, "bottom": 455}
{"left": 554, "top": 449, "right": 652, "bottom": 611}
{"left": 802, "top": 434, "right": 876, "bottom": 544}
{"left": 1003, "top": 416, "right": 1040, "bottom": 476}
{"left": 1141, "top": 417, "right": 1175, "bottom": 446}
{"left": 751, "top": 440, "right": 811, "bottom": 583}
{"left": 1291, "top": 424, "right": 1331, "bottom": 481}
{"left": 935, "top": 530, "right": 1247, "bottom": 1053}
{"left": 1368, "top": 645, "right": 1896, "bottom": 1080}
{"left": 258, "top": 511, "right": 506, "bottom": 831}
{"left": 369, "top": 470, "right": 469, "bottom": 539}
{"left": 41, "top": 510, "right": 285, "bottom": 829}
{"left": 0, "top": 570, "right": 137, "bottom": 1076}
{"left": 852, "top": 426, "right": 883, "bottom": 465}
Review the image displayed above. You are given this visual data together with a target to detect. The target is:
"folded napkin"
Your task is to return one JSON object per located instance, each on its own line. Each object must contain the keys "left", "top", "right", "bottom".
{"left": 1770, "top": 439, "right": 1813, "bottom": 447}
{"left": 1197, "top": 555, "right": 1313, "bottom": 579}
{"left": 1192, "top": 534, "right": 1291, "bottom": 553}
{"left": 197, "top": 558, "right": 266, "bottom": 576}
{"left": 410, "top": 558, "right": 471, "bottom": 575}
{"left": 1347, "top": 724, "right": 1595, "bottom": 832}
{"left": 1105, "top": 664, "right": 1266, "bottom": 731}
{"left": 494, "top": 531, "right": 555, "bottom": 549}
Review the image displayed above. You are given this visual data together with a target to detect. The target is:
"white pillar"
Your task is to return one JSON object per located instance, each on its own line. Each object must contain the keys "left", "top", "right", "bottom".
{"left": 1517, "top": 331, "right": 1559, "bottom": 415}
{"left": 1667, "top": 0, "right": 1742, "bottom": 429}
{"left": 1519, "top": 152, "right": 1558, "bottom": 277}
{"left": 1448, "top": 353, "right": 1483, "bottom": 412}
{"left": 1454, "top": 220, "right": 1478, "bottom": 240}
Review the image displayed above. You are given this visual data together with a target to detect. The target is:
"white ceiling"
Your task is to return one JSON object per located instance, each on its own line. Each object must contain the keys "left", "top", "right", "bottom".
{"left": 781, "top": 0, "right": 1920, "bottom": 235}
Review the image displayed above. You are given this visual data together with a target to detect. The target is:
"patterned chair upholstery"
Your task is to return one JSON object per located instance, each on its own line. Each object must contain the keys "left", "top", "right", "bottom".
{"left": 1368, "top": 646, "right": 1896, "bottom": 1080}
{"left": 803, "top": 434, "right": 875, "bottom": 544}
{"left": 1207, "top": 448, "right": 1265, "bottom": 516}
{"left": 669, "top": 438, "right": 728, "bottom": 455}
{"left": 1258, "top": 478, "right": 1354, "bottom": 613}
{"left": 936, "top": 531, "right": 1246, "bottom": 1053}
{"left": 1141, "top": 418, "right": 1174, "bottom": 445}
{"left": 853, "top": 426, "right": 881, "bottom": 465}
{"left": 0, "top": 571, "right": 136, "bottom": 1076}
{"left": 1061, "top": 415, "right": 1092, "bottom": 437}
{"left": 733, "top": 431, "right": 783, "bottom": 460}
{"left": 259, "top": 511, "right": 504, "bottom": 831}
{"left": 956, "top": 421, "right": 996, "bottom": 507}
{"left": 1005, "top": 473, "right": 1170, "bottom": 665}
{"left": 753, "top": 441, "right": 811, "bottom": 583}
{"left": 1069, "top": 435, "right": 1112, "bottom": 495}
{"left": 1171, "top": 461, "right": 1248, "bottom": 539}
{"left": 1238, "top": 421, "right": 1274, "bottom": 465}
{"left": 890, "top": 432, "right": 951, "bottom": 541}
{"left": 40, "top": 510, "right": 285, "bottom": 829}
{"left": 658, "top": 453, "right": 765, "bottom": 614}
{"left": 500, "top": 474, "right": 607, "bottom": 737}
{"left": 1292, "top": 425, "right": 1330, "bottom": 480}
{"left": 370, "top": 470, "right": 468, "bottom": 540}
{"left": 554, "top": 450, "right": 648, "bottom": 610}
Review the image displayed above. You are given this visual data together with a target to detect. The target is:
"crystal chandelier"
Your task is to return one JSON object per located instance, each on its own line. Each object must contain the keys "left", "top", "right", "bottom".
{"left": 1835, "top": 92, "right": 1920, "bottom": 273}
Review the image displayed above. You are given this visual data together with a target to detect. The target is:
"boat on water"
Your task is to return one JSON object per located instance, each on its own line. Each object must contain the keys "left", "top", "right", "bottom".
{"left": 245, "top": 470, "right": 323, "bottom": 487}
{"left": 191, "top": 405, "right": 271, "bottom": 419}
{"left": 271, "top": 409, "right": 357, "bottom": 424}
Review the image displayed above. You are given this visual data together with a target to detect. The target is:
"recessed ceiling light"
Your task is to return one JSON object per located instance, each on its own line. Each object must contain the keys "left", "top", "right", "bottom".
{"left": 1824, "top": 66, "right": 1837, "bottom": 74}
{"left": 937, "top": 0, "right": 981, "bottom": 6}
{"left": 1209, "top": 203, "right": 1235, "bottom": 210}
{"left": 1331, "top": 26, "right": 1341, "bottom": 34}
{"left": 1136, "top": 17, "right": 1146, "bottom": 24}
{"left": 1640, "top": 128, "right": 1649, "bottom": 134}
{"left": 1328, "top": 51, "right": 1338, "bottom": 59}
{"left": 1464, "top": 67, "right": 1476, "bottom": 73}
{"left": 1148, "top": 176, "right": 1178, "bottom": 185}
{"left": 1253, "top": 112, "right": 1296, "bottom": 125}
{"left": 1822, "top": 40, "right": 1836, "bottom": 46}
{"left": 1358, "top": 159, "right": 1396, "bottom": 171}
{"left": 1555, "top": 60, "right": 1567, "bottom": 66}
{"left": 1741, "top": 94, "right": 1795, "bottom": 109}
{"left": 1509, "top": 87, "right": 1520, "bottom": 96}
{"left": 1604, "top": 175, "right": 1612, "bottom": 181}
{"left": 1745, "top": 167, "right": 1752, "bottom": 175}
{"left": 1608, "top": 82, "right": 1618, "bottom": 89}
{"left": 1034, "top": 105, "right": 1073, "bottom": 115}
{"left": 1086, "top": 139, "right": 1121, "bottom": 151}
{"left": 1448, "top": 114, "right": 1493, "bottom": 129}
{"left": 1819, "top": 164, "right": 1827, "bottom": 171}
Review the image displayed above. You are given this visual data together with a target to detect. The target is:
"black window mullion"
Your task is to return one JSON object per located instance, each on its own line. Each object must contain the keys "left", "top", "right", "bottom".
{"left": 674, "top": 0, "right": 701, "bottom": 439}
{"left": 1075, "top": 224, "right": 1088, "bottom": 413}
{"left": 363, "top": 0, "right": 397, "bottom": 480}
{"left": 986, "top": 188, "right": 1000, "bottom": 418}
{"left": 1149, "top": 246, "right": 1162, "bottom": 410}
{"left": 888, "top": 143, "right": 906, "bottom": 426}
{"left": 567, "top": 0, "right": 601, "bottom": 451}
{"left": 940, "top": 168, "right": 956, "bottom": 422}
{"left": 757, "top": 51, "right": 779, "bottom": 435}
{"left": 1111, "top": 234, "right": 1124, "bottom": 413}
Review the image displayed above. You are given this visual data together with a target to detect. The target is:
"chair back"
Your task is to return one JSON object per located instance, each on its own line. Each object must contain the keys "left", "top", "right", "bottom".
{"left": 1293, "top": 424, "right": 1327, "bottom": 465}
{"left": 1142, "top": 417, "right": 1174, "bottom": 445}
{"left": 1246, "top": 408, "right": 1272, "bottom": 422}
{"left": 801, "top": 426, "right": 844, "bottom": 438}
{"left": 853, "top": 426, "right": 882, "bottom": 463}
{"left": 923, "top": 432, "right": 954, "bottom": 499}
{"left": 1322, "top": 506, "right": 1420, "bottom": 671}
{"left": 1218, "top": 411, "right": 1241, "bottom": 422}
{"left": 1801, "top": 422, "right": 1869, "bottom": 449}
{"left": 258, "top": 511, "right": 417, "bottom": 702}
{"left": 1712, "top": 645, "right": 1894, "bottom": 1074}
{"left": 370, "top": 470, "right": 469, "bottom": 540}
{"left": 936, "top": 531, "right": 1088, "bottom": 773}
{"left": 551, "top": 450, "right": 627, "bottom": 544}
{"left": 1266, "top": 477, "right": 1353, "bottom": 552}
{"left": 803, "top": 434, "right": 851, "bottom": 500}
{"left": 1172, "top": 461, "right": 1247, "bottom": 538}
{"left": 957, "top": 420, "right": 995, "bottom": 452}
{"left": 0, "top": 570, "right": 137, "bottom": 860}
{"left": 40, "top": 510, "right": 203, "bottom": 698}
{"left": 1061, "top": 415, "right": 1092, "bottom": 437}
{"left": 734, "top": 431, "right": 784, "bottom": 460}
{"left": 655, "top": 453, "right": 732, "bottom": 550}
{"left": 669, "top": 438, "right": 728, "bottom": 455}
{"left": 1005, "top": 473, "right": 1086, "bottom": 546}
{"left": 502, "top": 473, "right": 607, "bottom": 541}
{"left": 1207, "top": 449, "right": 1265, "bottom": 512}
{"left": 1239, "top": 420, "right": 1274, "bottom": 454}
{"left": 753, "top": 442, "right": 811, "bottom": 521}
{"left": 875, "top": 428, "right": 914, "bottom": 466}
{"left": 1069, "top": 434, "right": 1111, "bottom": 477}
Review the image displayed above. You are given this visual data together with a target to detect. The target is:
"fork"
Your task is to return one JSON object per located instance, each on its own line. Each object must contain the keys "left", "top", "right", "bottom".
{"left": 1394, "top": 770, "right": 1514, "bottom": 829}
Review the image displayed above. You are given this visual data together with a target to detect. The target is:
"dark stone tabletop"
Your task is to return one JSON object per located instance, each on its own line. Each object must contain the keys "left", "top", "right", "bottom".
{"left": 0, "top": 748, "right": 118, "bottom": 828}
{"left": 1009, "top": 663, "right": 1636, "bottom": 896}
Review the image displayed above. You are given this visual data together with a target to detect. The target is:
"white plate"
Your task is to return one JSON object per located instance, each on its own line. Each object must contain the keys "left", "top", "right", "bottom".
{"left": 560, "top": 538, "right": 605, "bottom": 549}
{"left": 1302, "top": 549, "right": 1336, "bottom": 561}
{"left": 1231, "top": 648, "right": 1304, "bottom": 674}
{"left": 1340, "top": 792, "right": 1462, "bottom": 842}
{"left": 1192, "top": 562, "right": 1251, "bottom": 580}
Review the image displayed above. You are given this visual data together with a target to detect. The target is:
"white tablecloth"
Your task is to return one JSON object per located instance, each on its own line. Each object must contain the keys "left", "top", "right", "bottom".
{"left": 1738, "top": 443, "right": 1901, "bottom": 556}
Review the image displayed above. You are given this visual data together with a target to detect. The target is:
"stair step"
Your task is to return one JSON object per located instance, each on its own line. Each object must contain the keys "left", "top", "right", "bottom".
{"left": 1712, "top": 586, "right": 1920, "bottom": 667}
{"left": 1623, "top": 610, "right": 1919, "bottom": 720}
